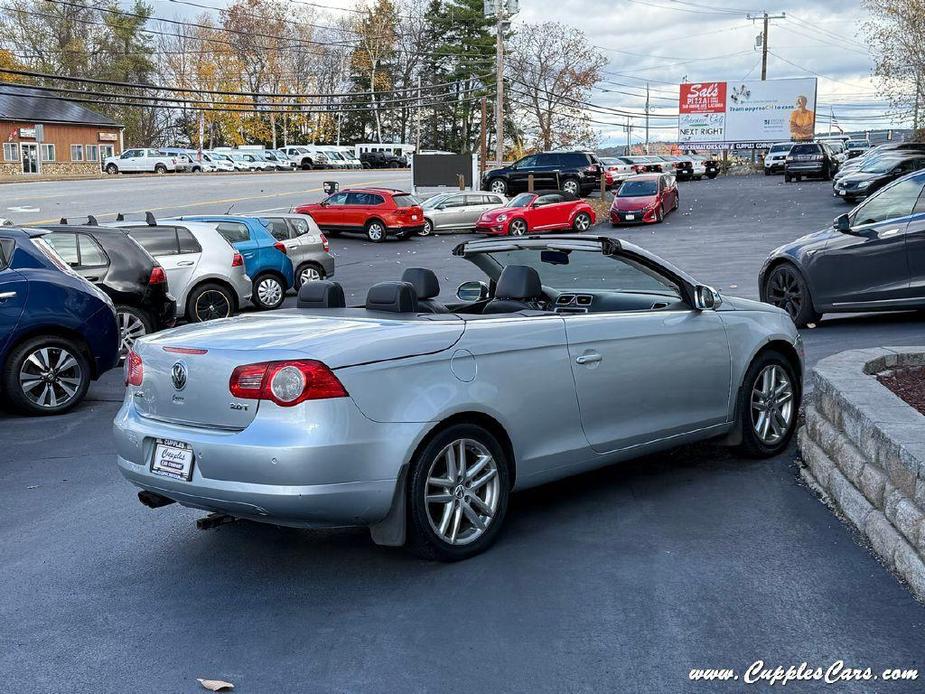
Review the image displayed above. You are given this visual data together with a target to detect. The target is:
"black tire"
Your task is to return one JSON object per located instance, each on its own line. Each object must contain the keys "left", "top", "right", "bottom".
{"left": 294, "top": 262, "right": 325, "bottom": 290}
{"left": 822, "top": 164, "right": 831, "bottom": 181}
{"left": 508, "top": 218, "right": 528, "bottom": 236}
{"left": 2, "top": 336, "right": 91, "bottom": 416}
{"left": 115, "top": 305, "right": 152, "bottom": 359}
{"left": 843, "top": 196, "right": 856, "bottom": 204}
{"left": 673, "top": 194, "right": 680, "bottom": 211}
{"left": 796, "top": 175, "right": 803, "bottom": 182}
{"left": 252, "top": 272, "right": 286, "bottom": 310}
{"left": 764, "top": 168, "right": 771, "bottom": 176}
{"left": 561, "top": 177, "right": 581, "bottom": 197}
{"left": 419, "top": 218, "right": 434, "bottom": 237}
{"left": 737, "top": 350, "right": 800, "bottom": 458}
{"left": 186, "top": 282, "right": 235, "bottom": 322}
{"left": 365, "top": 220, "right": 387, "bottom": 243}
{"left": 487, "top": 178, "right": 508, "bottom": 196}
{"left": 655, "top": 205, "right": 664, "bottom": 223}
{"left": 707, "top": 172, "right": 718, "bottom": 179}
{"left": 105, "top": 163, "right": 119, "bottom": 175}
{"left": 407, "top": 423, "right": 511, "bottom": 561}
{"left": 763, "top": 263, "right": 820, "bottom": 328}
{"left": 572, "top": 212, "right": 592, "bottom": 232}
{"left": 784, "top": 173, "right": 792, "bottom": 183}
{"left": 154, "top": 164, "right": 167, "bottom": 174}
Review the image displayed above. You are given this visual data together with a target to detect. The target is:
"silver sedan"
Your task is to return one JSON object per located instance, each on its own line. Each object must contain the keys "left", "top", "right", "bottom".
{"left": 114, "top": 235, "right": 802, "bottom": 561}
{"left": 420, "top": 192, "right": 506, "bottom": 235}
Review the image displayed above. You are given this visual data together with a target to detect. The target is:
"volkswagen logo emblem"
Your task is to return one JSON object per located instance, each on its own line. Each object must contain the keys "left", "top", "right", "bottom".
{"left": 171, "top": 362, "right": 188, "bottom": 391}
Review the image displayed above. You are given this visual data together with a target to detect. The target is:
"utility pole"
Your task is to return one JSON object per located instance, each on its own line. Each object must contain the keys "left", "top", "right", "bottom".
{"left": 486, "top": 0, "right": 518, "bottom": 164}
{"left": 915, "top": 73, "right": 921, "bottom": 131}
{"left": 480, "top": 96, "right": 488, "bottom": 175}
{"left": 645, "top": 82, "right": 650, "bottom": 154}
{"left": 416, "top": 75, "right": 422, "bottom": 151}
{"left": 747, "top": 11, "right": 786, "bottom": 80}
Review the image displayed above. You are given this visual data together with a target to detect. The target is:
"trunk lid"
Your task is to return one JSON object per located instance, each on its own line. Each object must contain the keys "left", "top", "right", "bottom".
{"left": 131, "top": 311, "right": 464, "bottom": 429}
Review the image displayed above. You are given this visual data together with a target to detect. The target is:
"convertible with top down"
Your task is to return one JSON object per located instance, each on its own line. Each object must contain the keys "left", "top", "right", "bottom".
{"left": 114, "top": 235, "right": 803, "bottom": 561}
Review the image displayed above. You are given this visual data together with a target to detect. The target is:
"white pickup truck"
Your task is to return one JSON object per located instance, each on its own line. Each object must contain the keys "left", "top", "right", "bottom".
{"left": 103, "top": 148, "right": 178, "bottom": 174}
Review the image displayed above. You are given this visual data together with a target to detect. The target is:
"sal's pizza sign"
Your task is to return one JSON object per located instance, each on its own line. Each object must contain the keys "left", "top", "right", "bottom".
{"left": 680, "top": 82, "right": 726, "bottom": 114}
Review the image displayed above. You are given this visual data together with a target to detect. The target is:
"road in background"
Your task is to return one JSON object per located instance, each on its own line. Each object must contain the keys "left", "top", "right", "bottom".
{"left": 2, "top": 174, "right": 924, "bottom": 692}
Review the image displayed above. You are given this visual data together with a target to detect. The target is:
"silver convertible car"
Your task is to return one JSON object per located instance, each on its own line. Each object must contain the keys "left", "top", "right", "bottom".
{"left": 114, "top": 235, "right": 803, "bottom": 561}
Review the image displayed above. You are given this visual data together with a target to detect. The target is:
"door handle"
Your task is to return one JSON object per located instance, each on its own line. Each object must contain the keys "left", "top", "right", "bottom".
{"left": 176, "top": 260, "right": 195, "bottom": 267}
{"left": 575, "top": 352, "right": 602, "bottom": 365}
{"left": 879, "top": 228, "right": 901, "bottom": 237}
{"left": 0, "top": 291, "right": 16, "bottom": 301}
{"left": 84, "top": 276, "right": 100, "bottom": 283}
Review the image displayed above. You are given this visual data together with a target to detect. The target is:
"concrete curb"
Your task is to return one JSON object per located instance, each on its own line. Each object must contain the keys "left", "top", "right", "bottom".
{"left": 799, "top": 346, "right": 925, "bottom": 601}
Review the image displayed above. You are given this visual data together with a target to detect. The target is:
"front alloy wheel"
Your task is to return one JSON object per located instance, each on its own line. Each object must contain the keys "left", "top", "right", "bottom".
{"left": 765, "top": 264, "right": 818, "bottom": 327}
{"left": 488, "top": 179, "right": 507, "bottom": 195}
{"left": 509, "top": 218, "right": 527, "bottom": 236}
{"left": 750, "top": 364, "right": 795, "bottom": 446}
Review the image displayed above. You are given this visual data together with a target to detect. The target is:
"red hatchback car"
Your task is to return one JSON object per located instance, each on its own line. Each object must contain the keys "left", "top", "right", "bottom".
{"left": 609, "top": 173, "right": 679, "bottom": 225}
{"left": 475, "top": 190, "right": 595, "bottom": 236}
{"left": 295, "top": 188, "right": 424, "bottom": 242}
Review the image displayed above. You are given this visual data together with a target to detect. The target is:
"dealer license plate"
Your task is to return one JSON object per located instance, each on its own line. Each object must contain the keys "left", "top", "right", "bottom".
{"left": 625, "top": 214, "right": 635, "bottom": 221}
{"left": 151, "top": 439, "right": 195, "bottom": 481}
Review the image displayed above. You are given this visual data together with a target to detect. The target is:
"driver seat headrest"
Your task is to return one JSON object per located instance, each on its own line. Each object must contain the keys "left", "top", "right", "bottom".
{"left": 297, "top": 280, "right": 346, "bottom": 308}
{"left": 366, "top": 281, "right": 419, "bottom": 313}
{"left": 495, "top": 265, "right": 542, "bottom": 300}
{"left": 401, "top": 267, "right": 440, "bottom": 299}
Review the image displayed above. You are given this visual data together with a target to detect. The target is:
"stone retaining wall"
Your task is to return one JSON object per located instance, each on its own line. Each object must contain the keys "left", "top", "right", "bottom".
{"left": 799, "top": 347, "right": 925, "bottom": 601}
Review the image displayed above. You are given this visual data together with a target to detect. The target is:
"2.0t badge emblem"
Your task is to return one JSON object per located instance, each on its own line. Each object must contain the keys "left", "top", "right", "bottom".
{"left": 171, "top": 362, "right": 188, "bottom": 391}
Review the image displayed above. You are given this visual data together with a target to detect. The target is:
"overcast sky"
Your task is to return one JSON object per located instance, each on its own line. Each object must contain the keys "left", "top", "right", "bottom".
{"left": 168, "top": 0, "right": 893, "bottom": 145}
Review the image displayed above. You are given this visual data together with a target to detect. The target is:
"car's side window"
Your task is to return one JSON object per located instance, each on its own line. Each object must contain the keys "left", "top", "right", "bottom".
{"left": 465, "top": 195, "right": 486, "bottom": 206}
{"left": 45, "top": 233, "right": 79, "bottom": 266}
{"left": 851, "top": 178, "right": 925, "bottom": 226}
{"left": 535, "top": 194, "right": 562, "bottom": 206}
{"left": 326, "top": 192, "right": 349, "bottom": 206}
{"left": 291, "top": 218, "right": 310, "bottom": 235}
{"left": 517, "top": 155, "right": 537, "bottom": 169}
{"left": 265, "top": 218, "right": 290, "bottom": 241}
{"left": 441, "top": 195, "right": 465, "bottom": 208}
{"left": 176, "top": 228, "right": 202, "bottom": 253}
{"left": 0, "top": 239, "right": 13, "bottom": 270}
{"left": 77, "top": 234, "right": 108, "bottom": 267}
{"left": 128, "top": 229, "right": 181, "bottom": 257}
{"left": 215, "top": 222, "right": 250, "bottom": 244}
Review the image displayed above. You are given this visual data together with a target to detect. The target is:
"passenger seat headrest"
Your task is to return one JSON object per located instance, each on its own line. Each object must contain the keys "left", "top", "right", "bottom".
{"left": 495, "top": 265, "right": 542, "bottom": 300}
{"left": 401, "top": 267, "right": 440, "bottom": 299}
{"left": 366, "top": 281, "right": 419, "bottom": 313}
{"left": 297, "top": 280, "right": 346, "bottom": 309}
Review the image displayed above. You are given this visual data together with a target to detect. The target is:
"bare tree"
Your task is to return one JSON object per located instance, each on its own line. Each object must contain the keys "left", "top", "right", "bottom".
{"left": 506, "top": 22, "right": 606, "bottom": 151}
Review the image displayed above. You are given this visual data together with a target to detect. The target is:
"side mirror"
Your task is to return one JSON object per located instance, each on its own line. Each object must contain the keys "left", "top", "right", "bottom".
{"left": 320, "top": 200, "right": 329, "bottom": 207}
{"left": 457, "top": 280, "right": 489, "bottom": 302}
{"left": 833, "top": 213, "right": 851, "bottom": 233}
{"left": 693, "top": 285, "right": 721, "bottom": 311}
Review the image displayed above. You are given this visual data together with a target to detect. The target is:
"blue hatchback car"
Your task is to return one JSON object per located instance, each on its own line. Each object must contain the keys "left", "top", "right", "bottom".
{"left": 0, "top": 228, "right": 120, "bottom": 415}
{"left": 179, "top": 216, "right": 294, "bottom": 310}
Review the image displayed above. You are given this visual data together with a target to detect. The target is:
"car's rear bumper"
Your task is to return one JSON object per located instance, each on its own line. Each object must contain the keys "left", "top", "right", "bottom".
{"left": 113, "top": 398, "right": 422, "bottom": 527}
{"left": 390, "top": 224, "right": 425, "bottom": 236}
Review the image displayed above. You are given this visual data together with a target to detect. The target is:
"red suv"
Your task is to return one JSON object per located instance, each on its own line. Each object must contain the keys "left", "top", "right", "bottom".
{"left": 295, "top": 188, "right": 424, "bottom": 243}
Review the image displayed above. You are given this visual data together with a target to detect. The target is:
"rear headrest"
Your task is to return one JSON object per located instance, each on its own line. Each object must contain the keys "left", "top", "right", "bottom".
{"left": 495, "top": 265, "right": 542, "bottom": 300}
{"left": 401, "top": 267, "right": 440, "bottom": 299}
{"left": 297, "top": 280, "right": 346, "bottom": 309}
{"left": 366, "top": 281, "right": 419, "bottom": 313}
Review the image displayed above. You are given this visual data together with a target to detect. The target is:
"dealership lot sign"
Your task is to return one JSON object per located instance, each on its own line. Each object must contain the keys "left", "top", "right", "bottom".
{"left": 679, "top": 77, "right": 818, "bottom": 146}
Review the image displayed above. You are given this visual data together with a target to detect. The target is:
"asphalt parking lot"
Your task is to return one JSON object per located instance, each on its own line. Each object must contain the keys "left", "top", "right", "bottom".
{"left": 2, "top": 173, "right": 924, "bottom": 692}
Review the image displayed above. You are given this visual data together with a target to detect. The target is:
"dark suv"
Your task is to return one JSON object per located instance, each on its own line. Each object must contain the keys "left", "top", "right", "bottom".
{"left": 360, "top": 151, "right": 402, "bottom": 169}
{"left": 784, "top": 142, "right": 838, "bottom": 182}
{"left": 481, "top": 151, "right": 603, "bottom": 197}
{"left": 42, "top": 222, "right": 176, "bottom": 356}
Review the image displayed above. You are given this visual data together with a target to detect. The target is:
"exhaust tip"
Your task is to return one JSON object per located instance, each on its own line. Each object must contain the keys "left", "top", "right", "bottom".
{"left": 138, "top": 490, "right": 175, "bottom": 509}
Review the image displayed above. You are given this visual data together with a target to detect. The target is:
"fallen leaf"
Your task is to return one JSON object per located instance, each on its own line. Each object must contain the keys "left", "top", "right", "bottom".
{"left": 198, "top": 678, "right": 234, "bottom": 691}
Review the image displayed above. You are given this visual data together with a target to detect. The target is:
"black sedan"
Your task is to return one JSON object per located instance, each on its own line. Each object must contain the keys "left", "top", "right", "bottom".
{"left": 833, "top": 153, "right": 925, "bottom": 203}
{"left": 759, "top": 171, "right": 925, "bottom": 327}
{"left": 42, "top": 221, "right": 176, "bottom": 356}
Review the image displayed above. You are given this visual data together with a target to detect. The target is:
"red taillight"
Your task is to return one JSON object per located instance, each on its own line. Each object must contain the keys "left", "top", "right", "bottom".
{"left": 320, "top": 233, "right": 329, "bottom": 253}
{"left": 149, "top": 266, "right": 166, "bottom": 285}
{"left": 231, "top": 252, "right": 244, "bottom": 267}
{"left": 229, "top": 360, "right": 347, "bottom": 407}
{"left": 274, "top": 241, "right": 287, "bottom": 255}
{"left": 125, "top": 350, "right": 143, "bottom": 386}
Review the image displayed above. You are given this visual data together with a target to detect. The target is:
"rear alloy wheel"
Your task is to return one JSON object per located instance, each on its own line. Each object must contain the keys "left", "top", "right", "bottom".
{"left": 408, "top": 424, "right": 510, "bottom": 561}
{"left": 419, "top": 219, "right": 434, "bottom": 236}
{"left": 509, "top": 218, "right": 527, "bottom": 236}
{"left": 764, "top": 263, "right": 819, "bottom": 328}
{"left": 294, "top": 263, "right": 324, "bottom": 290}
{"left": 187, "top": 283, "right": 234, "bottom": 322}
{"left": 366, "top": 221, "right": 386, "bottom": 243}
{"left": 738, "top": 352, "right": 799, "bottom": 458}
{"left": 561, "top": 178, "right": 580, "bottom": 196}
{"left": 572, "top": 212, "right": 592, "bottom": 232}
{"left": 115, "top": 306, "right": 151, "bottom": 358}
{"left": 2, "top": 337, "right": 90, "bottom": 416}
{"left": 253, "top": 273, "right": 285, "bottom": 310}
{"left": 488, "top": 179, "right": 508, "bottom": 195}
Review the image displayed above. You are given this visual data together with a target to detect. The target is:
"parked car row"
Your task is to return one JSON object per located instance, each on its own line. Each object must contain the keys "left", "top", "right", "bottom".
{"left": 602, "top": 154, "right": 718, "bottom": 186}
{"left": 103, "top": 145, "right": 368, "bottom": 174}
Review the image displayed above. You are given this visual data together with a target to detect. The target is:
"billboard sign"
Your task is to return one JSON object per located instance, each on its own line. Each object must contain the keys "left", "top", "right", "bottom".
{"left": 678, "top": 77, "right": 817, "bottom": 146}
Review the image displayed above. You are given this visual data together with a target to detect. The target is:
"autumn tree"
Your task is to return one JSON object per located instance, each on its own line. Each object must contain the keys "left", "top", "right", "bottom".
{"left": 506, "top": 22, "right": 606, "bottom": 151}
{"left": 863, "top": 0, "right": 925, "bottom": 133}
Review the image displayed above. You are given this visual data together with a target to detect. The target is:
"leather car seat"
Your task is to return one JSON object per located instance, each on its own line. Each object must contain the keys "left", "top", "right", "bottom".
{"left": 482, "top": 265, "right": 546, "bottom": 314}
{"left": 401, "top": 268, "right": 448, "bottom": 313}
{"left": 297, "top": 280, "right": 346, "bottom": 308}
